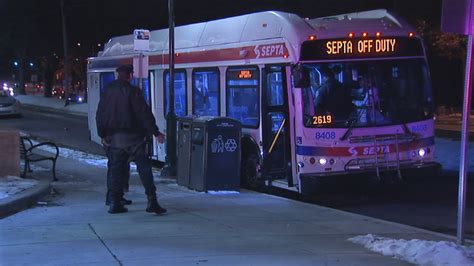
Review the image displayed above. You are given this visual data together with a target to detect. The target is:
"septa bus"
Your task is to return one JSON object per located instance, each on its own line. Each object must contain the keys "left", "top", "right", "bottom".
{"left": 87, "top": 10, "right": 439, "bottom": 194}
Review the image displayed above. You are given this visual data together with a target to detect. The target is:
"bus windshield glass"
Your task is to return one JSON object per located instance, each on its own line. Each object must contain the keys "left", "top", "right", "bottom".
{"left": 302, "top": 59, "right": 434, "bottom": 128}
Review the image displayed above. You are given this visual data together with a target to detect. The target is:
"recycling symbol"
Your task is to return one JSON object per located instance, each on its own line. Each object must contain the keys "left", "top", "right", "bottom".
{"left": 224, "top": 138, "right": 238, "bottom": 152}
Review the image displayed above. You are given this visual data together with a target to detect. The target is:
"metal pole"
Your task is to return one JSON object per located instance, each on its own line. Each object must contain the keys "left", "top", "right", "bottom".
{"left": 163, "top": 0, "right": 177, "bottom": 177}
{"left": 457, "top": 34, "right": 473, "bottom": 245}
{"left": 138, "top": 54, "right": 143, "bottom": 89}
{"left": 60, "top": 0, "right": 70, "bottom": 105}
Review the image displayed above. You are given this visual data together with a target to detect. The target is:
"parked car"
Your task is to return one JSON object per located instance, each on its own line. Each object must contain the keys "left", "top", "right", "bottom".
{"left": 0, "top": 90, "right": 21, "bottom": 117}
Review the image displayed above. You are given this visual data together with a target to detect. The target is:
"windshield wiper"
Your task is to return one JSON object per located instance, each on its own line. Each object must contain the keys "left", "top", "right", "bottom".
{"left": 340, "top": 118, "right": 357, "bottom": 141}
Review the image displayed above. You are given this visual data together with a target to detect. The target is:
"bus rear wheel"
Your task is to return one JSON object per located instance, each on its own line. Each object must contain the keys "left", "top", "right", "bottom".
{"left": 241, "top": 154, "right": 262, "bottom": 189}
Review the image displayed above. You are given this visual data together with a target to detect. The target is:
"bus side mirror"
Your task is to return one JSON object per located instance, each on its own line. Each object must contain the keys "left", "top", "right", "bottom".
{"left": 292, "top": 64, "right": 310, "bottom": 88}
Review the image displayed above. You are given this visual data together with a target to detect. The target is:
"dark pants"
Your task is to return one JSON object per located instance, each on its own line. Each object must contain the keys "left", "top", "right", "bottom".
{"left": 107, "top": 142, "right": 156, "bottom": 203}
{"left": 106, "top": 161, "right": 130, "bottom": 203}
{"left": 104, "top": 145, "right": 130, "bottom": 203}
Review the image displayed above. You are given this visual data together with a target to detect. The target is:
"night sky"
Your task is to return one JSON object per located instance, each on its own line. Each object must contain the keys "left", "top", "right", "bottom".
{"left": 0, "top": 0, "right": 442, "bottom": 79}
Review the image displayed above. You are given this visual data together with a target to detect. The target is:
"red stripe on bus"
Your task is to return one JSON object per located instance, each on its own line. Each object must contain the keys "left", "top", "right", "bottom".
{"left": 149, "top": 43, "right": 289, "bottom": 65}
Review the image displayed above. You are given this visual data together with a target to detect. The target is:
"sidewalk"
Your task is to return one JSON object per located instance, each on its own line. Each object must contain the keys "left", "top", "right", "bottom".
{"left": 1, "top": 145, "right": 472, "bottom": 265}
{"left": 0, "top": 176, "right": 51, "bottom": 218}
{"left": 15, "top": 95, "right": 88, "bottom": 117}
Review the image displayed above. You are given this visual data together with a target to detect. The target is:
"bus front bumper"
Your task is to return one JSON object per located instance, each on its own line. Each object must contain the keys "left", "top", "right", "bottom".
{"left": 299, "top": 161, "right": 441, "bottom": 195}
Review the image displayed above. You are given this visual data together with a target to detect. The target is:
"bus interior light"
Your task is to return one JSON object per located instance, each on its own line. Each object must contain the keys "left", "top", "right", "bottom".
{"left": 319, "top": 158, "right": 327, "bottom": 165}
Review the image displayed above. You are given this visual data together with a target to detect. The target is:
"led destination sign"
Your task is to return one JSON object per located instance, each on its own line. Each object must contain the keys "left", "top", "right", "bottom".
{"left": 301, "top": 37, "right": 423, "bottom": 60}
{"left": 326, "top": 38, "right": 397, "bottom": 55}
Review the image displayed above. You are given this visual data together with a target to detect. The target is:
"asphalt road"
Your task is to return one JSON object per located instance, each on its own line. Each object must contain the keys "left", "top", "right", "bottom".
{"left": 0, "top": 106, "right": 104, "bottom": 155}
{"left": 2, "top": 107, "right": 473, "bottom": 241}
{"left": 282, "top": 171, "right": 474, "bottom": 240}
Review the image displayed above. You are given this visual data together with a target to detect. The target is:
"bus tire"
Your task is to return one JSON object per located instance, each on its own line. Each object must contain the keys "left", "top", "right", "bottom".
{"left": 241, "top": 153, "right": 262, "bottom": 189}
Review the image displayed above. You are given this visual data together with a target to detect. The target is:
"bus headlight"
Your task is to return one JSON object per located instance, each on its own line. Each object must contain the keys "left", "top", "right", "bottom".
{"left": 319, "top": 158, "right": 327, "bottom": 165}
{"left": 418, "top": 148, "right": 426, "bottom": 157}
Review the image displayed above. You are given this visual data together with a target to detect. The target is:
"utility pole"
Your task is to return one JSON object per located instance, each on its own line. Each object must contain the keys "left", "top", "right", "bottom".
{"left": 441, "top": 0, "right": 473, "bottom": 245}
{"left": 163, "top": 0, "right": 177, "bottom": 177}
{"left": 60, "top": 0, "right": 71, "bottom": 105}
{"left": 457, "top": 34, "right": 473, "bottom": 245}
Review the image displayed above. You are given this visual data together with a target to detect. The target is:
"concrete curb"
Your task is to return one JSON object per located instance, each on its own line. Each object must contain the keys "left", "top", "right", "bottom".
{"left": 0, "top": 178, "right": 51, "bottom": 218}
{"left": 22, "top": 103, "right": 88, "bottom": 117}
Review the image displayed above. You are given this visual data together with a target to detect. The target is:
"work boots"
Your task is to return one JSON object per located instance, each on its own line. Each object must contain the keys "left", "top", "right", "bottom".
{"left": 105, "top": 197, "right": 132, "bottom": 206}
{"left": 146, "top": 196, "right": 167, "bottom": 214}
{"left": 108, "top": 202, "right": 128, "bottom": 214}
{"left": 105, "top": 191, "right": 132, "bottom": 206}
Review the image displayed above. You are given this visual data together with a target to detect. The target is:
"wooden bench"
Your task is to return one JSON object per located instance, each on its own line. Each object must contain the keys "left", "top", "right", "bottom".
{"left": 20, "top": 137, "right": 59, "bottom": 181}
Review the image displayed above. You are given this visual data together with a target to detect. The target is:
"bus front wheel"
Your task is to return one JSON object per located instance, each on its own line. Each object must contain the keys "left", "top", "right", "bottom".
{"left": 241, "top": 153, "right": 262, "bottom": 189}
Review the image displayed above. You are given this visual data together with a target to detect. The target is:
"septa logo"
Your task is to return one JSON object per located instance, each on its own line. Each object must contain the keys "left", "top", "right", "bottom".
{"left": 348, "top": 147, "right": 358, "bottom": 156}
{"left": 362, "top": 145, "right": 390, "bottom": 156}
{"left": 254, "top": 44, "right": 286, "bottom": 59}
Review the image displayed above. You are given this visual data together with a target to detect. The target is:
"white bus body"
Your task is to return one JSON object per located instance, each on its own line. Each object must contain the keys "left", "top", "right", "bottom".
{"left": 88, "top": 10, "right": 438, "bottom": 194}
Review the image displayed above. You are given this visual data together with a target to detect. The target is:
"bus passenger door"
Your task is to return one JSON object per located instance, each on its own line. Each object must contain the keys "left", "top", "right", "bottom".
{"left": 262, "top": 65, "right": 292, "bottom": 185}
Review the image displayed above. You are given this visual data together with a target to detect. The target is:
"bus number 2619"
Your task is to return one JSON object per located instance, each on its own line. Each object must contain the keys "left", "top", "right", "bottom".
{"left": 312, "top": 115, "right": 332, "bottom": 125}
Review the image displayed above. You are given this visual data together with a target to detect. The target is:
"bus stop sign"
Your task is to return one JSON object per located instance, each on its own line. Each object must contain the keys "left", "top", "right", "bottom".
{"left": 133, "top": 29, "right": 150, "bottom": 51}
{"left": 442, "top": 0, "right": 474, "bottom": 34}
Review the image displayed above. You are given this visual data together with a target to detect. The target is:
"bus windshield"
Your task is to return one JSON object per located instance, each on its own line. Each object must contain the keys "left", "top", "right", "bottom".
{"left": 302, "top": 59, "right": 434, "bottom": 128}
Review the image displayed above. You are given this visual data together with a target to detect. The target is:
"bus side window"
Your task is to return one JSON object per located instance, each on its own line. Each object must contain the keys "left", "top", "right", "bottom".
{"left": 100, "top": 72, "right": 115, "bottom": 94}
{"left": 226, "top": 66, "right": 260, "bottom": 128}
{"left": 193, "top": 69, "right": 220, "bottom": 116}
{"left": 164, "top": 70, "right": 187, "bottom": 117}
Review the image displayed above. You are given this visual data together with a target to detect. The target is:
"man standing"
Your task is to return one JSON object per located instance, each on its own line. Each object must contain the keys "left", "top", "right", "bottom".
{"left": 96, "top": 64, "right": 166, "bottom": 214}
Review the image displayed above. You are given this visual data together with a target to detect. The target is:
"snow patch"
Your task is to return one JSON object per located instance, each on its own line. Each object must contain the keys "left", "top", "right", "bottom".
{"left": 29, "top": 140, "right": 162, "bottom": 176}
{"left": 31, "top": 141, "right": 109, "bottom": 169}
{"left": 349, "top": 234, "right": 474, "bottom": 266}
{"left": 0, "top": 176, "right": 38, "bottom": 200}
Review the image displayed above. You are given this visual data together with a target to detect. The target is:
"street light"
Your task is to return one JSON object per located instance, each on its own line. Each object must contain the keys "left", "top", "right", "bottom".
{"left": 13, "top": 61, "right": 19, "bottom": 67}
{"left": 29, "top": 62, "right": 34, "bottom": 67}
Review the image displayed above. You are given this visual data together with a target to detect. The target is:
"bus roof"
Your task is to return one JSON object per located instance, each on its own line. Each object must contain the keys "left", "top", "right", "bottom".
{"left": 97, "top": 9, "right": 416, "bottom": 58}
{"left": 100, "top": 11, "right": 312, "bottom": 57}
{"left": 308, "top": 9, "right": 415, "bottom": 39}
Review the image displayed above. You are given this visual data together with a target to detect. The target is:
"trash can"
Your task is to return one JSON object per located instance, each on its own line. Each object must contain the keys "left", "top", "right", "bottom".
{"left": 177, "top": 116, "right": 193, "bottom": 187}
{"left": 189, "top": 117, "right": 241, "bottom": 192}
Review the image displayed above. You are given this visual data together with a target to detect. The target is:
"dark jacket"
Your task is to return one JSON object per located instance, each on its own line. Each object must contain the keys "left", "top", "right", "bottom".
{"left": 96, "top": 79, "right": 159, "bottom": 139}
